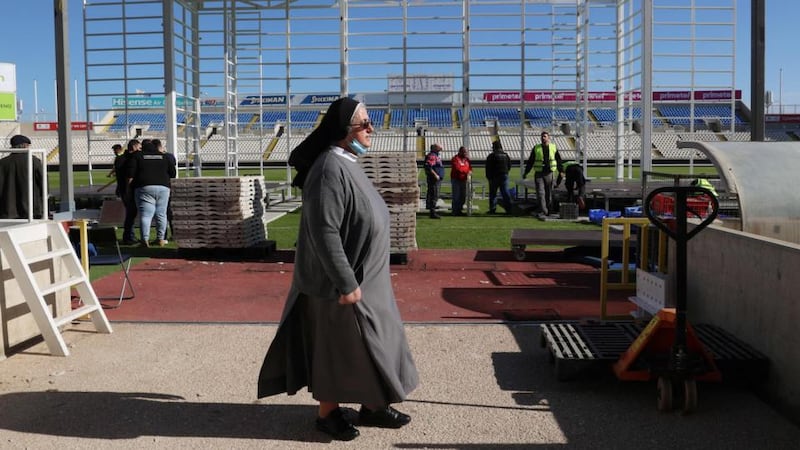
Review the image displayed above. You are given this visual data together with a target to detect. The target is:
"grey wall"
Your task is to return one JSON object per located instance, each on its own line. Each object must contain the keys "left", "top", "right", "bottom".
{"left": 686, "top": 224, "right": 800, "bottom": 422}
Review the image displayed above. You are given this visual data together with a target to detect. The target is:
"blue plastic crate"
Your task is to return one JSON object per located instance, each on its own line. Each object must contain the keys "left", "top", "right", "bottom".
{"left": 589, "top": 209, "right": 607, "bottom": 224}
{"left": 624, "top": 206, "right": 643, "bottom": 217}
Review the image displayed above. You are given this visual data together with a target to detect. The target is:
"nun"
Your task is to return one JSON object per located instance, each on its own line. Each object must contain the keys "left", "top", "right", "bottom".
{"left": 257, "top": 97, "right": 418, "bottom": 441}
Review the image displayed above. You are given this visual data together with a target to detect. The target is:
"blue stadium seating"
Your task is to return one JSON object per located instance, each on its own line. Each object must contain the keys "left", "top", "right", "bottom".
{"left": 465, "top": 108, "right": 523, "bottom": 127}
{"left": 200, "top": 113, "right": 224, "bottom": 128}
{"left": 691, "top": 104, "right": 745, "bottom": 127}
{"left": 368, "top": 109, "right": 386, "bottom": 128}
{"left": 292, "top": 111, "right": 319, "bottom": 128}
{"left": 525, "top": 108, "right": 576, "bottom": 128}
{"left": 655, "top": 104, "right": 744, "bottom": 128}
{"left": 110, "top": 113, "right": 168, "bottom": 132}
{"left": 591, "top": 108, "right": 616, "bottom": 122}
{"left": 260, "top": 111, "right": 285, "bottom": 128}
{"left": 389, "top": 109, "right": 406, "bottom": 128}
{"left": 389, "top": 108, "right": 452, "bottom": 128}
{"left": 590, "top": 107, "right": 665, "bottom": 128}
{"left": 658, "top": 105, "right": 703, "bottom": 127}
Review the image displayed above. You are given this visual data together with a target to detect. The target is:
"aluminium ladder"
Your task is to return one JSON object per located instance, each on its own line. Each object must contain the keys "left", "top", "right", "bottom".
{"left": 0, "top": 222, "right": 112, "bottom": 356}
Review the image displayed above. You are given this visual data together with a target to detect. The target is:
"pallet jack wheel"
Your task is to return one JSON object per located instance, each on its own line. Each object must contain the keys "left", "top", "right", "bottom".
{"left": 683, "top": 379, "right": 698, "bottom": 414}
{"left": 657, "top": 376, "right": 673, "bottom": 412}
{"left": 512, "top": 245, "right": 526, "bottom": 261}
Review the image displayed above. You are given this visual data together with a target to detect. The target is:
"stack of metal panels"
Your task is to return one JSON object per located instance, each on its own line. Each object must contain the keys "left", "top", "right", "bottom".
{"left": 359, "top": 153, "right": 418, "bottom": 254}
{"left": 170, "top": 176, "right": 269, "bottom": 248}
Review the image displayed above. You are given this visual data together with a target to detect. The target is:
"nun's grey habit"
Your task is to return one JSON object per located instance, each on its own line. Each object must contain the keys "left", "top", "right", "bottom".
{"left": 257, "top": 98, "right": 418, "bottom": 406}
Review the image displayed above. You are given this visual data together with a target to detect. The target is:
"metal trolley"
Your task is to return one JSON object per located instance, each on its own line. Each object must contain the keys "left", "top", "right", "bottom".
{"left": 540, "top": 186, "right": 769, "bottom": 413}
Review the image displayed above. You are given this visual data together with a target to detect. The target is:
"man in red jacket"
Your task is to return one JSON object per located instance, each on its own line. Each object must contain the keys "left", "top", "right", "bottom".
{"left": 450, "top": 146, "right": 472, "bottom": 216}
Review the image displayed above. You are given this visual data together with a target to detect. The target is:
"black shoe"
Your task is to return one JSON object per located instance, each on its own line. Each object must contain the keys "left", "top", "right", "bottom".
{"left": 358, "top": 406, "right": 411, "bottom": 429}
{"left": 120, "top": 239, "right": 137, "bottom": 245}
{"left": 487, "top": 209, "right": 496, "bottom": 215}
{"left": 316, "top": 408, "right": 360, "bottom": 441}
{"left": 429, "top": 212, "right": 441, "bottom": 219}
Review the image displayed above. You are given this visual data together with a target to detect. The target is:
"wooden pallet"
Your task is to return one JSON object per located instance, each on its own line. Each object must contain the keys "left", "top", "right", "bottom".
{"left": 540, "top": 320, "right": 770, "bottom": 383}
{"left": 172, "top": 176, "right": 266, "bottom": 186}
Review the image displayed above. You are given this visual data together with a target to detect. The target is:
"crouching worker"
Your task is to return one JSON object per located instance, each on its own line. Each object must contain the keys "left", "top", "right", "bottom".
{"left": 690, "top": 178, "right": 717, "bottom": 197}
{"left": 556, "top": 160, "right": 586, "bottom": 210}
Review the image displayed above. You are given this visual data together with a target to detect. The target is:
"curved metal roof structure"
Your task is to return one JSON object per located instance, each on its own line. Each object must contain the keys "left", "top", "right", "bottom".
{"left": 679, "top": 140, "right": 800, "bottom": 244}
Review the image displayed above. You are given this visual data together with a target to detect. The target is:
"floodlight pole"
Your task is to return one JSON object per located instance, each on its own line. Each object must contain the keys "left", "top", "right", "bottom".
{"left": 751, "top": 0, "right": 765, "bottom": 141}
{"left": 163, "top": 0, "right": 178, "bottom": 169}
{"left": 55, "top": 0, "right": 75, "bottom": 212}
{"left": 640, "top": 0, "right": 653, "bottom": 174}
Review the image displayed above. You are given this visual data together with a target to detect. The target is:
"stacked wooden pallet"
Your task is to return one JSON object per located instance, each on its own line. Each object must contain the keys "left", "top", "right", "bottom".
{"left": 359, "top": 153, "right": 418, "bottom": 254}
{"left": 170, "top": 176, "right": 269, "bottom": 249}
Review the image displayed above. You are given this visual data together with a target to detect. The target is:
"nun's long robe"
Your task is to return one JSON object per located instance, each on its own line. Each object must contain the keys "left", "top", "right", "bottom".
{"left": 258, "top": 147, "right": 418, "bottom": 405}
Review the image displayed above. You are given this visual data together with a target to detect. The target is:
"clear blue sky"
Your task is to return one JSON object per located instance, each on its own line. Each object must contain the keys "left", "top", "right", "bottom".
{"left": 1, "top": 0, "right": 798, "bottom": 121}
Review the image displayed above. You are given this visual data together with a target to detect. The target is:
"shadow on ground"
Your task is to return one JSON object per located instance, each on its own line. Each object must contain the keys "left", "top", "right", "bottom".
{"left": 0, "top": 391, "right": 328, "bottom": 443}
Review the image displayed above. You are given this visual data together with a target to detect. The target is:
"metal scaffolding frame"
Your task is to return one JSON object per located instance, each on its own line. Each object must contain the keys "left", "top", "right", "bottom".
{"left": 81, "top": 0, "right": 738, "bottom": 181}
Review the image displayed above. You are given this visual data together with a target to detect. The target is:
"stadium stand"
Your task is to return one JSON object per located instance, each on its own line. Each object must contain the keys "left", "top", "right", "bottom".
{"left": 366, "top": 131, "right": 408, "bottom": 153}
{"left": 199, "top": 113, "right": 224, "bottom": 128}
{"left": 390, "top": 108, "right": 453, "bottom": 128}
{"left": 655, "top": 104, "right": 744, "bottom": 129}
{"left": 524, "top": 108, "right": 576, "bottom": 128}
{"left": 722, "top": 131, "right": 751, "bottom": 142}
{"left": 368, "top": 109, "right": 387, "bottom": 129}
{"left": 23, "top": 91, "right": 787, "bottom": 167}
{"left": 764, "top": 130, "right": 795, "bottom": 141}
{"left": 466, "top": 108, "right": 524, "bottom": 128}
{"left": 108, "top": 113, "right": 155, "bottom": 132}
{"left": 651, "top": 130, "right": 682, "bottom": 153}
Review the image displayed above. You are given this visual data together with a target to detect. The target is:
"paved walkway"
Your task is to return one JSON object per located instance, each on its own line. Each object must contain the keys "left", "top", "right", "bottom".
{"left": 1, "top": 323, "right": 798, "bottom": 449}
{"left": 2, "top": 249, "right": 798, "bottom": 447}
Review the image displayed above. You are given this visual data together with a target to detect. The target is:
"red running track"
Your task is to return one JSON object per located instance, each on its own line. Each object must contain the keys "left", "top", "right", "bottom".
{"left": 92, "top": 248, "right": 636, "bottom": 323}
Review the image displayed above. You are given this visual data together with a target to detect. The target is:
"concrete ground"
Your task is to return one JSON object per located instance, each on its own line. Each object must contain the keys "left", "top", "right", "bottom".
{"left": 1, "top": 322, "right": 798, "bottom": 449}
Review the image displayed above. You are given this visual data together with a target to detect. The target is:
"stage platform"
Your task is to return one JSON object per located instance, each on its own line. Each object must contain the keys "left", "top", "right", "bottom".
{"left": 510, "top": 228, "right": 636, "bottom": 261}
{"left": 515, "top": 178, "right": 676, "bottom": 210}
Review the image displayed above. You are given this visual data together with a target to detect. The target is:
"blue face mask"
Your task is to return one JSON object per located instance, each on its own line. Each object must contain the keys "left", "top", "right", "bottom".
{"left": 349, "top": 139, "right": 369, "bottom": 155}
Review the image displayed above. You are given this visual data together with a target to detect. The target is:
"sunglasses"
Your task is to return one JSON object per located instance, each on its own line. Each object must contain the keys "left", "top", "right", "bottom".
{"left": 351, "top": 119, "right": 374, "bottom": 129}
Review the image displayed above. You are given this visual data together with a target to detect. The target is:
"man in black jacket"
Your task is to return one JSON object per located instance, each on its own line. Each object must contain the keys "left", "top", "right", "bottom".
{"left": 485, "top": 140, "right": 513, "bottom": 215}
{"left": 120, "top": 139, "right": 141, "bottom": 244}
{"left": 0, "top": 135, "right": 44, "bottom": 220}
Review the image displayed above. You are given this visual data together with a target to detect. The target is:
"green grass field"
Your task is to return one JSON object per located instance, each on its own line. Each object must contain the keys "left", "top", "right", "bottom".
{"left": 59, "top": 163, "right": 714, "bottom": 262}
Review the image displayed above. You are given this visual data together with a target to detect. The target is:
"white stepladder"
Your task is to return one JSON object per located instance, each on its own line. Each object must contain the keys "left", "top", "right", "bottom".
{"left": 0, "top": 221, "right": 112, "bottom": 356}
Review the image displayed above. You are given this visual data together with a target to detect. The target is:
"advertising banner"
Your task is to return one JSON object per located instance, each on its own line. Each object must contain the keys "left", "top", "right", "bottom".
{"left": 483, "top": 90, "right": 741, "bottom": 103}
{"left": 483, "top": 91, "right": 630, "bottom": 103}
{"left": 112, "top": 96, "right": 165, "bottom": 108}
{"left": 34, "top": 122, "right": 57, "bottom": 131}
{"left": 0, "top": 92, "right": 17, "bottom": 121}
{"left": 301, "top": 94, "right": 343, "bottom": 105}
{"left": 34, "top": 121, "right": 95, "bottom": 131}
{"left": 71, "top": 121, "right": 93, "bottom": 131}
{"left": 0, "top": 62, "right": 16, "bottom": 93}
{"left": 388, "top": 75, "right": 454, "bottom": 92}
{"left": 240, "top": 95, "right": 287, "bottom": 106}
{"left": 112, "top": 96, "right": 210, "bottom": 109}
{"left": 766, "top": 114, "right": 800, "bottom": 123}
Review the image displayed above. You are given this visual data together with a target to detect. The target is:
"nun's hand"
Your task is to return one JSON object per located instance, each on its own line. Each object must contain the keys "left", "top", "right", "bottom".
{"left": 339, "top": 287, "right": 362, "bottom": 305}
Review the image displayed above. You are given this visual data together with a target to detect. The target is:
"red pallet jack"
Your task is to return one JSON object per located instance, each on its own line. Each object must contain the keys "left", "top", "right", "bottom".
{"left": 612, "top": 185, "right": 720, "bottom": 413}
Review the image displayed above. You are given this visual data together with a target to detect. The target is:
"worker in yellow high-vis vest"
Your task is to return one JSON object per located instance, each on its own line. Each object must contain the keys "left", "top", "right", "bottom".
{"left": 523, "top": 131, "right": 561, "bottom": 218}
